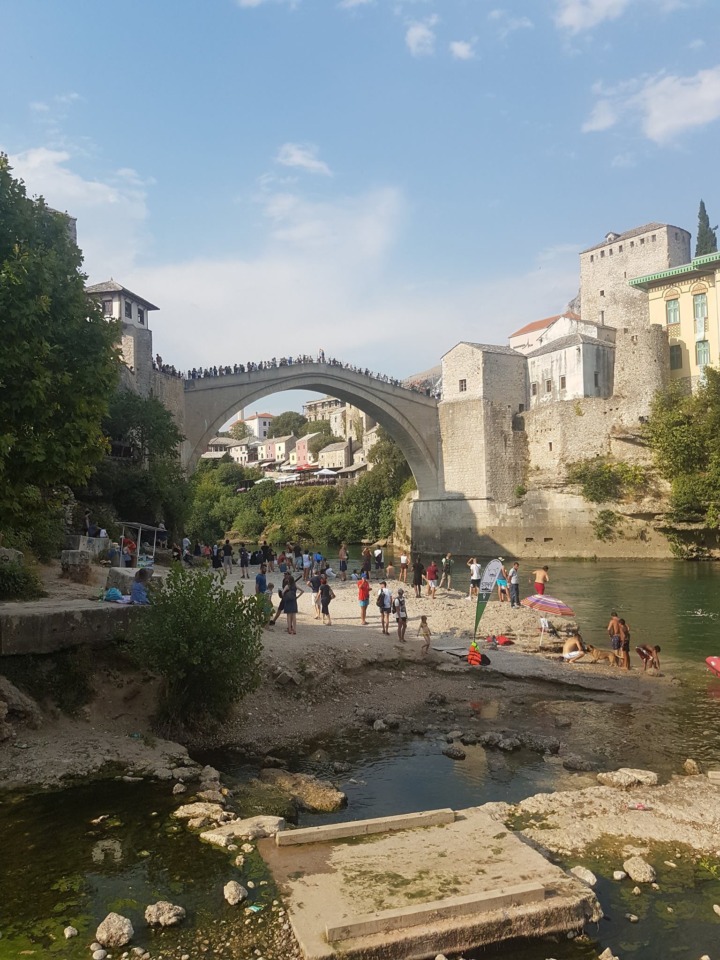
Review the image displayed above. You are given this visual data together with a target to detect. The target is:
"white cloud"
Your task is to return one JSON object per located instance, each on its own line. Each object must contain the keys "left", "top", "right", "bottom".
{"left": 405, "top": 16, "right": 438, "bottom": 57}
{"left": 488, "top": 9, "right": 533, "bottom": 37}
{"left": 7, "top": 147, "right": 149, "bottom": 279}
{"left": 276, "top": 142, "right": 333, "bottom": 176}
{"left": 637, "top": 66, "right": 720, "bottom": 141}
{"left": 688, "top": 38, "right": 705, "bottom": 49}
{"left": 338, "top": 0, "right": 373, "bottom": 7}
{"left": 583, "top": 65, "right": 720, "bottom": 142}
{"left": 555, "top": 0, "right": 635, "bottom": 32}
{"left": 449, "top": 40, "right": 476, "bottom": 60}
{"left": 581, "top": 98, "right": 617, "bottom": 132}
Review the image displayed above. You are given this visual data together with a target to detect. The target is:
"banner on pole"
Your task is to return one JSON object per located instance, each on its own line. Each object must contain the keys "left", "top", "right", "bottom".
{"left": 474, "top": 558, "right": 503, "bottom": 637}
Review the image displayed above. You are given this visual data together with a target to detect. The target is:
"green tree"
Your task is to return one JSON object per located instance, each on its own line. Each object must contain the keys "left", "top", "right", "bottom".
{"left": 696, "top": 199, "right": 718, "bottom": 257}
{"left": 268, "top": 411, "right": 307, "bottom": 438}
{"left": 645, "top": 368, "right": 720, "bottom": 525}
{"left": 307, "top": 421, "right": 344, "bottom": 458}
{"left": 91, "top": 390, "right": 188, "bottom": 533}
{"left": 229, "top": 418, "right": 249, "bottom": 440}
{"left": 0, "top": 154, "right": 120, "bottom": 543}
{"left": 130, "top": 565, "right": 264, "bottom": 730}
{"left": 186, "top": 460, "right": 261, "bottom": 543}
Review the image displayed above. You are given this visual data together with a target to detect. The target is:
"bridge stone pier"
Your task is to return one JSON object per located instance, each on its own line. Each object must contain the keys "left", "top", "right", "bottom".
{"left": 182, "top": 364, "right": 444, "bottom": 499}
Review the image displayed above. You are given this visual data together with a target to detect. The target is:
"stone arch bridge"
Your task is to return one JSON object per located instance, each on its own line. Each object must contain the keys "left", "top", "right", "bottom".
{"left": 182, "top": 363, "right": 443, "bottom": 498}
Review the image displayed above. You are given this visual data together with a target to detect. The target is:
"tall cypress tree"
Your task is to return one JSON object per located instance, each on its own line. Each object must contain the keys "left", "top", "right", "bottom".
{"left": 695, "top": 199, "right": 718, "bottom": 256}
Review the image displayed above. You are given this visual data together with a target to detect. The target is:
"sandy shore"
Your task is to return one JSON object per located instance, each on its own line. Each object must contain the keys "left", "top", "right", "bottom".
{"left": 0, "top": 562, "right": 675, "bottom": 790}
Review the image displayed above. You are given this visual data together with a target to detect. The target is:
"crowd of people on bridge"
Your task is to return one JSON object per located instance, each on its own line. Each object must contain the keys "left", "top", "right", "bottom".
{"left": 181, "top": 351, "right": 437, "bottom": 396}
{"left": 152, "top": 354, "right": 184, "bottom": 378}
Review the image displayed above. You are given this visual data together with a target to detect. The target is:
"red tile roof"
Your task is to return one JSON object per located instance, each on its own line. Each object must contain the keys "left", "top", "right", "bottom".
{"left": 509, "top": 312, "right": 581, "bottom": 339}
{"left": 245, "top": 413, "right": 275, "bottom": 420}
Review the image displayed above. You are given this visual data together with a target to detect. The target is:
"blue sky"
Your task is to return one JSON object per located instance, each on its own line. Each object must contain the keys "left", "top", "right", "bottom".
{"left": 2, "top": 0, "right": 719, "bottom": 408}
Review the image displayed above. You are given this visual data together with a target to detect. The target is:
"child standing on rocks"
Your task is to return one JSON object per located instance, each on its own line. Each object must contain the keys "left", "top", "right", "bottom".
{"left": 417, "top": 615, "right": 431, "bottom": 655}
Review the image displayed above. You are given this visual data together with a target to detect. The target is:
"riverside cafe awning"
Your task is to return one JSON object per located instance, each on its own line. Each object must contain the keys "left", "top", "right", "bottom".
{"left": 118, "top": 521, "right": 165, "bottom": 568}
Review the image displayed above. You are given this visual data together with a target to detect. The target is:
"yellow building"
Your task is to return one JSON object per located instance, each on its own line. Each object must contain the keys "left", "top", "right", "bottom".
{"left": 630, "top": 251, "right": 720, "bottom": 392}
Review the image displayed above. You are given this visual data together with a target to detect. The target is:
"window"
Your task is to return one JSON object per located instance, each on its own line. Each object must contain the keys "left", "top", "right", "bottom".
{"left": 102, "top": 299, "right": 113, "bottom": 316}
{"left": 694, "top": 293, "right": 708, "bottom": 336}
{"left": 666, "top": 299, "right": 680, "bottom": 325}
{"left": 518, "top": 404, "right": 525, "bottom": 413}
{"left": 545, "top": 379, "right": 552, "bottom": 393}
{"left": 124, "top": 300, "right": 132, "bottom": 319}
{"left": 459, "top": 379, "right": 467, "bottom": 393}
{"left": 630, "top": 240, "right": 635, "bottom": 247}
{"left": 600, "top": 290, "right": 605, "bottom": 297}
{"left": 600, "top": 250, "right": 605, "bottom": 258}
{"left": 599, "top": 310, "right": 605, "bottom": 324}
{"left": 531, "top": 382, "right": 538, "bottom": 397}
{"left": 696, "top": 340, "right": 710, "bottom": 367}
{"left": 651, "top": 234, "right": 656, "bottom": 242}
{"left": 590, "top": 255, "right": 594, "bottom": 263}
{"left": 640, "top": 238, "right": 645, "bottom": 245}
{"left": 619, "top": 244, "right": 623, "bottom": 253}
{"left": 594, "top": 372, "right": 599, "bottom": 388}
{"left": 609, "top": 248, "right": 613, "bottom": 256}
{"left": 548, "top": 442, "right": 553, "bottom": 452}
{"left": 670, "top": 345, "right": 683, "bottom": 370}
{"left": 560, "top": 375, "right": 566, "bottom": 389}
{"left": 137, "top": 307, "right": 145, "bottom": 325}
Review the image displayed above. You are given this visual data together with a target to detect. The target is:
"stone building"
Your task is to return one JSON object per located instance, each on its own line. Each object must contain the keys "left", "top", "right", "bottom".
{"left": 509, "top": 312, "right": 581, "bottom": 354}
{"left": 244, "top": 412, "right": 274, "bottom": 439}
{"left": 303, "top": 396, "right": 342, "bottom": 423}
{"left": 317, "top": 440, "right": 351, "bottom": 470}
{"left": 85, "top": 279, "right": 186, "bottom": 441}
{"left": 579, "top": 223, "right": 691, "bottom": 330}
{"left": 629, "top": 250, "right": 720, "bottom": 393}
{"left": 526, "top": 316, "right": 616, "bottom": 407}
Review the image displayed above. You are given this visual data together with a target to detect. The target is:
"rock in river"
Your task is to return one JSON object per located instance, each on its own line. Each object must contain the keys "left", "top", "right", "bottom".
{"left": 145, "top": 901, "right": 186, "bottom": 926}
{"left": 570, "top": 866, "right": 597, "bottom": 887}
{"left": 259, "top": 769, "right": 347, "bottom": 813}
{"left": 172, "top": 802, "right": 225, "bottom": 822}
{"left": 442, "top": 745, "right": 466, "bottom": 761}
{"left": 96, "top": 912, "right": 134, "bottom": 947}
{"left": 623, "top": 856, "right": 656, "bottom": 883}
{"left": 224, "top": 881, "right": 248, "bottom": 905}
{"left": 201, "top": 815, "right": 286, "bottom": 848}
{"left": 597, "top": 768, "right": 658, "bottom": 789}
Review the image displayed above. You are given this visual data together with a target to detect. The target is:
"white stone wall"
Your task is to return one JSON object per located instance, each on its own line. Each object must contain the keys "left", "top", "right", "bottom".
{"left": 580, "top": 224, "right": 691, "bottom": 331}
{"left": 528, "top": 341, "right": 614, "bottom": 406}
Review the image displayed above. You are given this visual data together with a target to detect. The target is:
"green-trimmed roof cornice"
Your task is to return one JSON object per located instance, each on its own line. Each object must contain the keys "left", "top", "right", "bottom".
{"left": 629, "top": 251, "right": 720, "bottom": 290}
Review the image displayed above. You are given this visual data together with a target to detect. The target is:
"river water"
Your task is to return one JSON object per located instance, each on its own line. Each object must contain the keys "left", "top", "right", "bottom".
{"left": 1, "top": 560, "right": 719, "bottom": 959}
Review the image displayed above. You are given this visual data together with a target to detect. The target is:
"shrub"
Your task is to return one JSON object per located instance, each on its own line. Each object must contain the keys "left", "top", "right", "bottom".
{"left": 514, "top": 484, "right": 527, "bottom": 499}
{"left": 129, "top": 565, "right": 265, "bottom": 730}
{"left": 566, "top": 459, "right": 646, "bottom": 503}
{"left": 592, "top": 509, "right": 622, "bottom": 542}
{"left": 0, "top": 561, "right": 45, "bottom": 600}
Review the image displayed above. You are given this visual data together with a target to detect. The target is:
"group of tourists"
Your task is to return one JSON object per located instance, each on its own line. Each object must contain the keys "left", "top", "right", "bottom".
{"left": 182, "top": 353, "right": 436, "bottom": 396}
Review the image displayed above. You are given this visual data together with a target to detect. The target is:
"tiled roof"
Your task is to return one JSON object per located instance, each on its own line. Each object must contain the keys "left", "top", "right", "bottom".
{"left": 442, "top": 342, "right": 522, "bottom": 359}
{"left": 85, "top": 280, "right": 159, "bottom": 311}
{"left": 526, "top": 333, "right": 615, "bottom": 359}
{"left": 509, "top": 312, "right": 581, "bottom": 339}
{"left": 245, "top": 413, "right": 275, "bottom": 420}
{"left": 319, "top": 441, "right": 346, "bottom": 453}
{"left": 579, "top": 223, "right": 685, "bottom": 254}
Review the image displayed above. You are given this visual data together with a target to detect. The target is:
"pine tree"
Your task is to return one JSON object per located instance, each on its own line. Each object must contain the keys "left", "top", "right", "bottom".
{"left": 695, "top": 199, "right": 718, "bottom": 257}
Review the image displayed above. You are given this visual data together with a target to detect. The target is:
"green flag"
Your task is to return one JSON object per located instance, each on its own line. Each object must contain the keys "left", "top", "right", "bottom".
{"left": 473, "top": 559, "right": 503, "bottom": 638}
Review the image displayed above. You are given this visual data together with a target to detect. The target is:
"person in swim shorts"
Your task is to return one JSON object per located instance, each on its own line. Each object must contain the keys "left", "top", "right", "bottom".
{"left": 607, "top": 610, "right": 621, "bottom": 660}
{"left": 531, "top": 565, "right": 549, "bottom": 595}
{"left": 562, "top": 632, "right": 586, "bottom": 663}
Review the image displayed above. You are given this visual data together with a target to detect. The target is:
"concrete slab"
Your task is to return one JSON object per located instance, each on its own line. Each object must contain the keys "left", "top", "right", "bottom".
{"left": 0, "top": 599, "right": 144, "bottom": 655}
{"left": 258, "top": 806, "right": 602, "bottom": 960}
{"left": 325, "top": 882, "right": 545, "bottom": 941}
{"left": 276, "top": 809, "right": 455, "bottom": 846}
{"left": 708, "top": 769, "right": 720, "bottom": 783}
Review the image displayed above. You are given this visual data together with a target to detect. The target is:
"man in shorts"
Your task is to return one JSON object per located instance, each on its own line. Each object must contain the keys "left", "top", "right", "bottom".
{"left": 607, "top": 610, "right": 622, "bottom": 662}
{"left": 425, "top": 559, "right": 439, "bottom": 598}
{"left": 357, "top": 572, "right": 370, "bottom": 624}
{"left": 636, "top": 644, "right": 661, "bottom": 671}
{"left": 467, "top": 557, "right": 481, "bottom": 599}
{"left": 338, "top": 542, "right": 348, "bottom": 582}
{"left": 562, "top": 632, "right": 586, "bottom": 663}
{"left": 439, "top": 552, "right": 454, "bottom": 590}
{"left": 531, "top": 565, "right": 549, "bottom": 595}
{"left": 399, "top": 552, "right": 408, "bottom": 583}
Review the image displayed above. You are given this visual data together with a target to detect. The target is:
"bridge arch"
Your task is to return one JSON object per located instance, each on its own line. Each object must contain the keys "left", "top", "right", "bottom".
{"left": 181, "top": 364, "right": 442, "bottom": 498}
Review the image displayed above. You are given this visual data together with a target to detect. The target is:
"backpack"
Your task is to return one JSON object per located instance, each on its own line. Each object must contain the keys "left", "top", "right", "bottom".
{"left": 376, "top": 591, "right": 385, "bottom": 608}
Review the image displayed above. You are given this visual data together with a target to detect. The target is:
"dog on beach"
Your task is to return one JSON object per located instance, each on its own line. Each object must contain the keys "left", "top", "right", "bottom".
{"left": 587, "top": 644, "right": 620, "bottom": 666}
